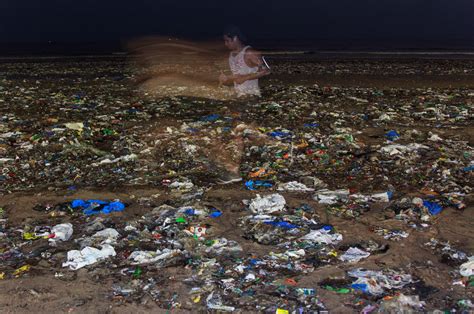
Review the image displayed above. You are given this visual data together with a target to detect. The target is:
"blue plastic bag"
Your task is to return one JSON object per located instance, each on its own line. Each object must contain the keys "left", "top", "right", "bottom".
{"left": 184, "top": 208, "right": 197, "bottom": 216}
{"left": 385, "top": 130, "right": 400, "bottom": 141}
{"left": 72, "top": 199, "right": 125, "bottom": 215}
{"left": 209, "top": 210, "right": 222, "bottom": 218}
{"left": 321, "top": 225, "right": 333, "bottom": 231}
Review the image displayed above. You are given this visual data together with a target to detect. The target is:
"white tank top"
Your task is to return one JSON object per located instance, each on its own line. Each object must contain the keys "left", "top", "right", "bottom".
{"left": 228, "top": 46, "right": 261, "bottom": 97}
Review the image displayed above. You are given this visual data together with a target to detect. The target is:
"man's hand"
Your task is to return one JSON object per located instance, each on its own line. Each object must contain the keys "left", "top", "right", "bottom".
{"left": 219, "top": 73, "right": 228, "bottom": 85}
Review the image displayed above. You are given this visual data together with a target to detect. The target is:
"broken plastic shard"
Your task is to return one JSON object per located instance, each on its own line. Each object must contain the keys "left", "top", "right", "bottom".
{"left": 277, "top": 181, "right": 315, "bottom": 192}
{"left": 64, "top": 122, "right": 84, "bottom": 131}
{"left": 378, "top": 294, "right": 426, "bottom": 312}
{"left": 92, "top": 228, "right": 120, "bottom": 244}
{"left": 206, "top": 292, "right": 235, "bottom": 312}
{"left": 128, "top": 249, "right": 182, "bottom": 265}
{"left": 248, "top": 193, "right": 286, "bottom": 214}
{"left": 92, "top": 154, "right": 138, "bottom": 166}
{"left": 379, "top": 143, "right": 429, "bottom": 155}
{"left": 339, "top": 247, "right": 370, "bottom": 262}
{"left": 460, "top": 257, "right": 474, "bottom": 277}
{"left": 204, "top": 238, "right": 242, "bottom": 255}
{"left": 313, "top": 189, "right": 350, "bottom": 204}
{"left": 300, "top": 228, "right": 342, "bottom": 245}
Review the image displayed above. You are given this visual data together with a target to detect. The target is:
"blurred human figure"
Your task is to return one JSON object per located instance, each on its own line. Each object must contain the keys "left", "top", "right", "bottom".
{"left": 211, "top": 26, "right": 272, "bottom": 184}
{"left": 219, "top": 25, "right": 270, "bottom": 97}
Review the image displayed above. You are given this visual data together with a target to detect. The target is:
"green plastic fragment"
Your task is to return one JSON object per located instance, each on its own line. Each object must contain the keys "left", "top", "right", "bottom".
{"left": 175, "top": 217, "right": 187, "bottom": 223}
{"left": 133, "top": 266, "right": 142, "bottom": 278}
{"left": 102, "top": 128, "right": 115, "bottom": 135}
{"left": 325, "top": 285, "right": 351, "bottom": 294}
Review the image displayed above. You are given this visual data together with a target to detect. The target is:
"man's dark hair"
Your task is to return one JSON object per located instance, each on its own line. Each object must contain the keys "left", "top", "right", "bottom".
{"left": 223, "top": 25, "right": 247, "bottom": 43}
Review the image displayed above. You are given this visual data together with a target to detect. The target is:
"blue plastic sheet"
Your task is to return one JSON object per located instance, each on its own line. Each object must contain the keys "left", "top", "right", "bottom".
{"left": 351, "top": 283, "right": 368, "bottom": 292}
{"left": 186, "top": 128, "right": 199, "bottom": 134}
{"left": 462, "top": 165, "right": 474, "bottom": 172}
{"left": 245, "top": 180, "right": 273, "bottom": 190}
{"left": 268, "top": 131, "right": 291, "bottom": 138}
{"left": 249, "top": 258, "right": 260, "bottom": 266}
{"left": 200, "top": 114, "right": 220, "bottom": 122}
{"left": 423, "top": 200, "right": 443, "bottom": 215}
{"left": 264, "top": 221, "right": 299, "bottom": 229}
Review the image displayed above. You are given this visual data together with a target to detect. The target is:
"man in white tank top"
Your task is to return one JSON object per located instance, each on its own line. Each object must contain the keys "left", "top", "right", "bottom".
{"left": 210, "top": 26, "right": 272, "bottom": 184}
{"left": 219, "top": 26, "right": 270, "bottom": 97}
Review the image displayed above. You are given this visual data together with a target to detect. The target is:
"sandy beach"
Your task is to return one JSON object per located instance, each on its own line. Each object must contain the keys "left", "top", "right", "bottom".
{"left": 0, "top": 54, "right": 473, "bottom": 313}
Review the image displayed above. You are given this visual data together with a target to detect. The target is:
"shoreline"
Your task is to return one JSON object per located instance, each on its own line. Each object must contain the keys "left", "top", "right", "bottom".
{"left": 1, "top": 49, "right": 474, "bottom": 60}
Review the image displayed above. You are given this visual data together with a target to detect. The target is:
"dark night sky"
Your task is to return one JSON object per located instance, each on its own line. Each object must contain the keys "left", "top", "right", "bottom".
{"left": 1, "top": 0, "right": 473, "bottom": 45}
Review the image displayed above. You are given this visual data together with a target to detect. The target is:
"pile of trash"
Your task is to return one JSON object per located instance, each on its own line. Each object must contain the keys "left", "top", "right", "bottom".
{"left": 0, "top": 56, "right": 472, "bottom": 311}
